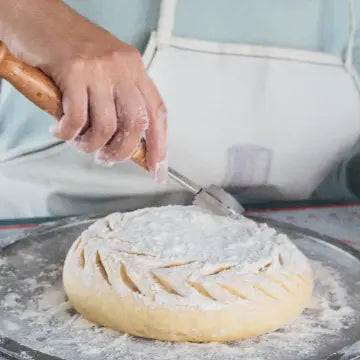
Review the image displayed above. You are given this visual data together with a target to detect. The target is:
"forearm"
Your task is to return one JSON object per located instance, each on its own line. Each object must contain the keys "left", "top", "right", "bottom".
{"left": 0, "top": 0, "right": 19, "bottom": 38}
{"left": 0, "top": 0, "right": 91, "bottom": 67}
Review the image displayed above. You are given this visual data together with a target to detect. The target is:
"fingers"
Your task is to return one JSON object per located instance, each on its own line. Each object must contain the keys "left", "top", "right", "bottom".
{"left": 49, "top": 55, "right": 168, "bottom": 185}
{"left": 76, "top": 80, "right": 118, "bottom": 152}
{"left": 97, "top": 82, "right": 148, "bottom": 162}
{"left": 51, "top": 78, "right": 88, "bottom": 140}
{"left": 138, "top": 74, "right": 168, "bottom": 184}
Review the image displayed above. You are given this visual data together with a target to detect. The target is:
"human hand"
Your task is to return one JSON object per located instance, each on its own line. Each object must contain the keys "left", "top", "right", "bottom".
{"left": 0, "top": 0, "right": 167, "bottom": 183}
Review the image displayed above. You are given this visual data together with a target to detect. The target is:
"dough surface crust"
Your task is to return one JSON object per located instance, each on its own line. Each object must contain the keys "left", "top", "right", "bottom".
{"left": 63, "top": 206, "right": 313, "bottom": 342}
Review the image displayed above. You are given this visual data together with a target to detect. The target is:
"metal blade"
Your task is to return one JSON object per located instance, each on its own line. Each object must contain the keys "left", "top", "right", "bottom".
{"left": 194, "top": 185, "right": 244, "bottom": 217}
{"left": 168, "top": 167, "right": 201, "bottom": 194}
{"left": 168, "top": 167, "right": 244, "bottom": 218}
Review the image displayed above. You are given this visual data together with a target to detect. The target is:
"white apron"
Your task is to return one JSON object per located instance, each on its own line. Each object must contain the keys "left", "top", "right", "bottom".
{"left": 0, "top": 0, "right": 359, "bottom": 218}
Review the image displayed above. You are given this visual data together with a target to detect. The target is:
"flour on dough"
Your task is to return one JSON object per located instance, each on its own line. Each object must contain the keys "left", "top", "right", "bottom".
{"left": 63, "top": 205, "right": 313, "bottom": 342}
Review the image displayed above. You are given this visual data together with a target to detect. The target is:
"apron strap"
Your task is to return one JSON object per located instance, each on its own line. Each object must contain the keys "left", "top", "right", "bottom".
{"left": 345, "top": 0, "right": 356, "bottom": 69}
{"left": 345, "top": 0, "right": 360, "bottom": 92}
{"left": 157, "top": 0, "right": 177, "bottom": 47}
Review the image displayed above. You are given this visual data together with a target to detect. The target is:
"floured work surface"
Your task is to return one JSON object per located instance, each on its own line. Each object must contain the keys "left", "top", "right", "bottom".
{"left": 0, "top": 215, "right": 360, "bottom": 360}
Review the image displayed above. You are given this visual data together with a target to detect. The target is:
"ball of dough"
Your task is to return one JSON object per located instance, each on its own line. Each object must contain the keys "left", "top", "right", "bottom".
{"left": 63, "top": 206, "right": 312, "bottom": 342}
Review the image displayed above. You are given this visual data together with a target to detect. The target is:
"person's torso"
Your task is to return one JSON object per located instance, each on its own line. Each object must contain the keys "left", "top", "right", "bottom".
{"left": 0, "top": 0, "right": 357, "bottom": 160}
{"left": 0, "top": 0, "right": 359, "bottom": 213}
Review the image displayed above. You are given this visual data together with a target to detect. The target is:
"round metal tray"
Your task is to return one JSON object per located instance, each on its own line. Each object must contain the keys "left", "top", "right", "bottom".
{"left": 0, "top": 214, "right": 360, "bottom": 360}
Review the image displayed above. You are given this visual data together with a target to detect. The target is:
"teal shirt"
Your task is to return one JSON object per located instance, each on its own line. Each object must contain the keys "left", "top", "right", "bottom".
{"left": 0, "top": 0, "right": 359, "bottom": 200}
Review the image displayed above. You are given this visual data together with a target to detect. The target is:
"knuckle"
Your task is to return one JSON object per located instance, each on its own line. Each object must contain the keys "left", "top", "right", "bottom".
{"left": 111, "top": 46, "right": 143, "bottom": 76}
{"left": 91, "top": 57, "right": 105, "bottom": 70}
{"left": 64, "top": 56, "right": 105, "bottom": 76}
{"left": 110, "top": 50, "right": 125, "bottom": 63}
{"left": 66, "top": 57, "right": 86, "bottom": 73}
{"left": 129, "top": 46, "right": 142, "bottom": 61}
{"left": 128, "top": 47, "right": 144, "bottom": 70}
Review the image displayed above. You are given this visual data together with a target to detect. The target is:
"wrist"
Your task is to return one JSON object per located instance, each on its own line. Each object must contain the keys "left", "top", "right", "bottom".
{"left": 0, "top": 0, "right": 77, "bottom": 68}
{"left": 0, "top": 0, "right": 21, "bottom": 42}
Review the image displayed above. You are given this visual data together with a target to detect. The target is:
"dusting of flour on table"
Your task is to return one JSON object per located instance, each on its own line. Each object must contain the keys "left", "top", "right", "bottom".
{"left": 0, "top": 212, "right": 359, "bottom": 360}
{"left": 0, "top": 260, "right": 355, "bottom": 360}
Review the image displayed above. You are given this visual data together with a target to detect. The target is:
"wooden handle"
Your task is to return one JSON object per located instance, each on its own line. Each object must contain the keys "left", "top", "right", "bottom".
{"left": 0, "top": 41, "right": 147, "bottom": 169}
{"left": 0, "top": 41, "right": 63, "bottom": 119}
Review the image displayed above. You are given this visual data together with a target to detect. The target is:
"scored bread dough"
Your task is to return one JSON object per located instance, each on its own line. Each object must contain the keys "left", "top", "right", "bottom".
{"left": 63, "top": 205, "right": 313, "bottom": 342}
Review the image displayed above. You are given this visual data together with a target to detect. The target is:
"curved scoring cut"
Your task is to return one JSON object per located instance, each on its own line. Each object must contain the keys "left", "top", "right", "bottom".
{"left": 281, "top": 272, "right": 303, "bottom": 287}
{"left": 122, "top": 251, "right": 154, "bottom": 257}
{"left": 74, "top": 238, "right": 82, "bottom": 250}
{"left": 186, "top": 280, "right": 217, "bottom": 301}
{"left": 106, "top": 220, "right": 113, "bottom": 231}
{"left": 158, "top": 260, "right": 195, "bottom": 269}
{"left": 218, "top": 283, "right": 249, "bottom": 300}
{"left": 258, "top": 262, "right": 272, "bottom": 272}
{"left": 152, "top": 273, "right": 183, "bottom": 296}
{"left": 252, "top": 283, "right": 278, "bottom": 300}
{"left": 79, "top": 248, "right": 85, "bottom": 268}
{"left": 261, "top": 273, "right": 294, "bottom": 294}
{"left": 120, "top": 263, "right": 142, "bottom": 294}
{"left": 297, "top": 274, "right": 308, "bottom": 283}
{"left": 278, "top": 254, "right": 284, "bottom": 265}
{"left": 207, "top": 265, "right": 234, "bottom": 275}
{"left": 95, "top": 251, "right": 111, "bottom": 285}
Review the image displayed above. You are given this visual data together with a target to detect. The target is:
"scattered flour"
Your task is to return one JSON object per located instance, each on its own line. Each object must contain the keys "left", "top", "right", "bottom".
{"left": 19, "top": 351, "right": 34, "bottom": 360}
{"left": 1, "top": 293, "right": 21, "bottom": 308}
{"left": 1, "top": 320, "right": 21, "bottom": 332}
{"left": 0, "top": 257, "right": 7, "bottom": 267}
{"left": 0, "top": 213, "right": 359, "bottom": 360}
{"left": 0, "top": 260, "right": 357, "bottom": 360}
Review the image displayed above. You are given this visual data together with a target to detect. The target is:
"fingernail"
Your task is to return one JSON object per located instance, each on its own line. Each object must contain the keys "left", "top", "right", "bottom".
{"left": 73, "top": 141, "right": 86, "bottom": 151}
{"left": 94, "top": 153, "right": 115, "bottom": 167}
{"left": 154, "top": 158, "right": 168, "bottom": 185}
{"left": 96, "top": 150, "right": 110, "bottom": 161}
